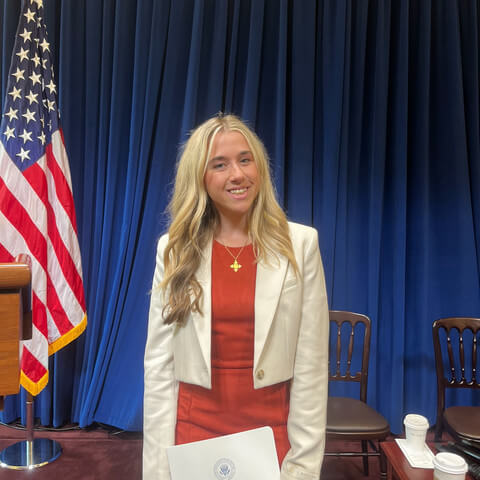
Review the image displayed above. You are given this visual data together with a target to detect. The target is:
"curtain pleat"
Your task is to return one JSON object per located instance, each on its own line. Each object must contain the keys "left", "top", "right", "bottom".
{"left": 376, "top": 0, "right": 409, "bottom": 425}
{"left": 1, "top": 0, "right": 479, "bottom": 434}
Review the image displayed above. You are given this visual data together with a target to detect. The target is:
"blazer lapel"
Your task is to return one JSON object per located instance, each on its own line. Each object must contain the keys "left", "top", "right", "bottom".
{"left": 191, "top": 237, "right": 213, "bottom": 376}
{"left": 254, "top": 251, "right": 288, "bottom": 368}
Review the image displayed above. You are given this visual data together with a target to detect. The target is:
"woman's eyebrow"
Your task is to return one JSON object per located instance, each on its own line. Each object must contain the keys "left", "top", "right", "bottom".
{"left": 209, "top": 155, "right": 227, "bottom": 163}
{"left": 209, "top": 151, "right": 252, "bottom": 163}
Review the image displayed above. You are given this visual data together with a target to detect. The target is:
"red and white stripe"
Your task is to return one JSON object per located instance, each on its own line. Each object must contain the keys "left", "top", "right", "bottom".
{"left": 0, "top": 130, "right": 86, "bottom": 394}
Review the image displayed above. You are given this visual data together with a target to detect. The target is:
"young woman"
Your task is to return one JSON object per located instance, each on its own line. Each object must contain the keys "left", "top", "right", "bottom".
{"left": 143, "top": 114, "right": 329, "bottom": 480}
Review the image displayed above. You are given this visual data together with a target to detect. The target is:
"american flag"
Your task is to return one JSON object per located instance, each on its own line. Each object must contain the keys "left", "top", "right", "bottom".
{"left": 0, "top": 0, "right": 86, "bottom": 396}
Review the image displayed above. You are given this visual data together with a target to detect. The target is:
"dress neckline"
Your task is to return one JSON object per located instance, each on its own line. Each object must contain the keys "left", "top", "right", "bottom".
{"left": 213, "top": 239, "right": 253, "bottom": 250}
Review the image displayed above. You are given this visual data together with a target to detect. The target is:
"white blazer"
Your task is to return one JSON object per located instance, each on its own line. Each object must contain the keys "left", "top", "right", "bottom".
{"left": 143, "top": 221, "right": 329, "bottom": 480}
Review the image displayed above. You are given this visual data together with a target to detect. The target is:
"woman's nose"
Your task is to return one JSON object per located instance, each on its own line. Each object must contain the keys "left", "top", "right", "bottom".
{"left": 228, "top": 162, "right": 244, "bottom": 181}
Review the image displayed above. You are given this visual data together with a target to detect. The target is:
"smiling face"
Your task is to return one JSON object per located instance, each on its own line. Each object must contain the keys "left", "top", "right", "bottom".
{"left": 204, "top": 130, "right": 259, "bottom": 227}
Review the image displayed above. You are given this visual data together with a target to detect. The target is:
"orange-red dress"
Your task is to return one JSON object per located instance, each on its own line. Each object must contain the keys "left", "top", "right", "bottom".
{"left": 175, "top": 240, "right": 291, "bottom": 465}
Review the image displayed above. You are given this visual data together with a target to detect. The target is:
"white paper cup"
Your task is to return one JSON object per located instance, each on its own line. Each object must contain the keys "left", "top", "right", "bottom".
{"left": 433, "top": 452, "right": 468, "bottom": 480}
{"left": 403, "top": 414, "right": 429, "bottom": 450}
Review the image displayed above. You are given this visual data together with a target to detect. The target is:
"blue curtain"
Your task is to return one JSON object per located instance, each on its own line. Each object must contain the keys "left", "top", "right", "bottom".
{"left": 1, "top": 0, "right": 479, "bottom": 434}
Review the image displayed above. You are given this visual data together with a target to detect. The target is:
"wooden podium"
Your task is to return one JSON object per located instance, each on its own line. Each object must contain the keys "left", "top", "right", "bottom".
{"left": 0, "top": 262, "right": 32, "bottom": 411}
{"left": 0, "top": 260, "right": 62, "bottom": 470}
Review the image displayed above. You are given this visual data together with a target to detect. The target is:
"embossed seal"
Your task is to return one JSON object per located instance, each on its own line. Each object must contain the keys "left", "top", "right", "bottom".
{"left": 214, "top": 458, "right": 236, "bottom": 480}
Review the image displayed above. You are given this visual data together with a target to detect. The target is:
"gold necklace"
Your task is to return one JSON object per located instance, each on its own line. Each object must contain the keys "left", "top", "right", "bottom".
{"left": 222, "top": 243, "right": 247, "bottom": 273}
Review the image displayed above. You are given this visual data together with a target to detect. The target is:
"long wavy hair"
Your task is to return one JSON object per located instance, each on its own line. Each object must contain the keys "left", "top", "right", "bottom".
{"left": 161, "top": 114, "right": 298, "bottom": 325}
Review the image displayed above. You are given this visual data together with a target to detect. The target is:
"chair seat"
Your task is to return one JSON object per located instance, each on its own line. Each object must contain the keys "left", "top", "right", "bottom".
{"left": 327, "top": 397, "right": 390, "bottom": 439}
{"left": 444, "top": 406, "right": 480, "bottom": 441}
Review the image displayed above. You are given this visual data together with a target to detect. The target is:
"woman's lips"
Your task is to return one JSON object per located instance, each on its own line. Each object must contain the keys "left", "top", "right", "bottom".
{"left": 227, "top": 187, "right": 249, "bottom": 198}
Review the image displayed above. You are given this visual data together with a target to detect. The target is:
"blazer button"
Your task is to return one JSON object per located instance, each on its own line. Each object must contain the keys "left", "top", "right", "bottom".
{"left": 256, "top": 369, "right": 264, "bottom": 380}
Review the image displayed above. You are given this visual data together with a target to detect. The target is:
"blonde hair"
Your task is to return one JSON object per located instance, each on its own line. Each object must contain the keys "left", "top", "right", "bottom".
{"left": 162, "top": 114, "right": 298, "bottom": 325}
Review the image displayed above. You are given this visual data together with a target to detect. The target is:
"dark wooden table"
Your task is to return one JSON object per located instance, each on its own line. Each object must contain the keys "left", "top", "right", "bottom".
{"left": 381, "top": 441, "right": 473, "bottom": 480}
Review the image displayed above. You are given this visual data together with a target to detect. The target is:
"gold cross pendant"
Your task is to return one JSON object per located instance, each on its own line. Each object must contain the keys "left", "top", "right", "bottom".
{"left": 230, "top": 259, "right": 242, "bottom": 272}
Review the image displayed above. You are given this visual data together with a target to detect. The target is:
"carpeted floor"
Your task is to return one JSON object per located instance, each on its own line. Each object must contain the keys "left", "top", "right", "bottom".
{"left": 0, "top": 423, "right": 143, "bottom": 480}
{"left": 0, "top": 423, "right": 390, "bottom": 479}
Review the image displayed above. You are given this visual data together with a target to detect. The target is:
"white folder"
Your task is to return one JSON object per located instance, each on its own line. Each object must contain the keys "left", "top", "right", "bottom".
{"left": 166, "top": 426, "right": 280, "bottom": 480}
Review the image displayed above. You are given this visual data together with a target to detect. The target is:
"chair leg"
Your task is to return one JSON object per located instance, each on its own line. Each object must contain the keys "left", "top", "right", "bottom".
{"left": 379, "top": 447, "right": 387, "bottom": 479}
{"left": 361, "top": 440, "right": 369, "bottom": 476}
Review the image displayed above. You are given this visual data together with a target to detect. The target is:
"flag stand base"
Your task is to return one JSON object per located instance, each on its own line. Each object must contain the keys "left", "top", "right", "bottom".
{"left": 0, "top": 438, "right": 62, "bottom": 470}
{"left": 0, "top": 391, "right": 62, "bottom": 470}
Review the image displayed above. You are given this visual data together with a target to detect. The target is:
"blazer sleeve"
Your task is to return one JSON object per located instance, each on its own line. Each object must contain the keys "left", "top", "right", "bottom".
{"left": 281, "top": 227, "right": 329, "bottom": 480}
{"left": 143, "top": 235, "right": 177, "bottom": 480}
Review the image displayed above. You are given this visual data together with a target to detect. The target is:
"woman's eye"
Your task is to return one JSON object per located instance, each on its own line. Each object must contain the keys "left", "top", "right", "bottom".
{"left": 240, "top": 158, "right": 251, "bottom": 164}
{"left": 213, "top": 162, "right": 225, "bottom": 169}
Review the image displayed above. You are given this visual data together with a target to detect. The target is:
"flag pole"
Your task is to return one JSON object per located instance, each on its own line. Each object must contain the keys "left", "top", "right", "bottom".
{"left": 0, "top": 390, "right": 62, "bottom": 469}
{"left": 26, "top": 392, "right": 35, "bottom": 460}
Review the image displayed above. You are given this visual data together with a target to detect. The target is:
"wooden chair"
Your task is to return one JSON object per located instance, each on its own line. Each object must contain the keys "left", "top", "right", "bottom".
{"left": 432, "top": 317, "right": 480, "bottom": 442}
{"left": 325, "top": 310, "right": 390, "bottom": 478}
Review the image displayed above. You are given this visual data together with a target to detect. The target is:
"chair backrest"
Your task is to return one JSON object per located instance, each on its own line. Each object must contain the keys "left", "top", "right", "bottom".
{"left": 328, "top": 310, "right": 371, "bottom": 402}
{"left": 432, "top": 317, "right": 480, "bottom": 413}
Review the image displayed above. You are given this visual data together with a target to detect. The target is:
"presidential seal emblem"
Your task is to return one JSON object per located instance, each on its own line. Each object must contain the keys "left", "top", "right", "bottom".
{"left": 214, "top": 458, "right": 236, "bottom": 480}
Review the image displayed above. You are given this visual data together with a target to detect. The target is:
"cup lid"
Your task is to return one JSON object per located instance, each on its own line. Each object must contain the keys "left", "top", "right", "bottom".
{"left": 433, "top": 452, "right": 468, "bottom": 474}
{"left": 403, "top": 414, "right": 429, "bottom": 429}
